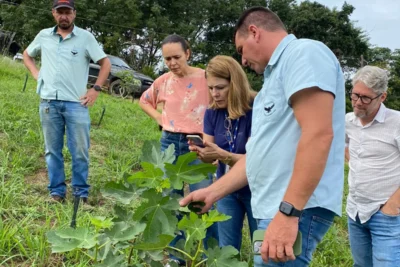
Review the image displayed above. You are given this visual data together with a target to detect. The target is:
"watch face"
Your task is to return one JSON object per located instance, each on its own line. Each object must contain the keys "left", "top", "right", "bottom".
{"left": 94, "top": 85, "right": 101, "bottom": 91}
{"left": 280, "top": 202, "right": 293, "bottom": 215}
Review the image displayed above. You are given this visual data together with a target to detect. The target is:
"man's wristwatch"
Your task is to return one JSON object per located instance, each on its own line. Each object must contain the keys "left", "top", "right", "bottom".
{"left": 93, "top": 85, "right": 102, "bottom": 92}
{"left": 279, "top": 201, "right": 302, "bottom": 217}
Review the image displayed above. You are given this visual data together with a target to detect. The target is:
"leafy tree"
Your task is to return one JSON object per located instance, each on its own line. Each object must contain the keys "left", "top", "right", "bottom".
{"left": 0, "top": 0, "right": 53, "bottom": 47}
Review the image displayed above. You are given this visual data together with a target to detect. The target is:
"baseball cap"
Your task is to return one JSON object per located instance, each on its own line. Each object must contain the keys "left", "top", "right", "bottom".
{"left": 53, "top": 0, "right": 75, "bottom": 9}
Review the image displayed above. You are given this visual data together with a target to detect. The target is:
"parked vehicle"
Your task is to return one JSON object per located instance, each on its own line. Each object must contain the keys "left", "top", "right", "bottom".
{"left": 13, "top": 52, "right": 23, "bottom": 61}
{"left": 88, "top": 55, "right": 154, "bottom": 97}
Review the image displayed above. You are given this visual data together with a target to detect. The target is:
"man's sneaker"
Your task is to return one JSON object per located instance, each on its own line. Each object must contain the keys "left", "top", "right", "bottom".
{"left": 47, "top": 195, "right": 65, "bottom": 204}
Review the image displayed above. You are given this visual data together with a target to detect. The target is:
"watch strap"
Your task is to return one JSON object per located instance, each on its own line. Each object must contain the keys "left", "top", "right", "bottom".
{"left": 280, "top": 201, "right": 302, "bottom": 217}
{"left": 93, "top": 85, "right": 102, "bottom": 91}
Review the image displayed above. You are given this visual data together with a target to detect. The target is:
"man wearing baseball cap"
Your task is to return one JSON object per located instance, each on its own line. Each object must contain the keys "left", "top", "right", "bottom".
{"left": 53, "top": 0, "right": 75, "bottom": 10}
{"left": 23, "top": 1, "right": 111, "bottom": 204}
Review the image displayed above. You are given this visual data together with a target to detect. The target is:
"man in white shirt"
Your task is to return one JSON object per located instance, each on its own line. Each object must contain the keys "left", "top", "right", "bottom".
{"left": 346, "top": 65, "right": 400, "bottom": 267}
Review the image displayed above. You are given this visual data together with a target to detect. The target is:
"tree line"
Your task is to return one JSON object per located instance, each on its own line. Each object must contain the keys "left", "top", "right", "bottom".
{"left": 1, "top": 0, "right": 399, "bottom": 110}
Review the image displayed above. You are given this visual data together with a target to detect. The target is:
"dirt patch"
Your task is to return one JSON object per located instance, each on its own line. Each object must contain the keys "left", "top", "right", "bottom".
{"left": 25, "top": 168, "right": 48, "bottom": 186}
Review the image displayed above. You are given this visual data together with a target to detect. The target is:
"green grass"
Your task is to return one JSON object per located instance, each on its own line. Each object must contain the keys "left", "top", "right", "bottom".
{"left": 0, "top": 56, "right": 353, "bottom": 266}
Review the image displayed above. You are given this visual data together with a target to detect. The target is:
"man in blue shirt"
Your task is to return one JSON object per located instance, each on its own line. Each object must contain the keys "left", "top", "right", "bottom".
{"left": 23, "top": 0, "right": 111, "bottom": 203}
{"left": 181, "top": 7, "right": 345, "bottom": 266}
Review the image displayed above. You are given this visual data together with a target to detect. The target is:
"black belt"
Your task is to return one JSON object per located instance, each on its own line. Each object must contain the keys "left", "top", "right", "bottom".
{"left": 163, "top": 130, "right": 202, "bottom": 137}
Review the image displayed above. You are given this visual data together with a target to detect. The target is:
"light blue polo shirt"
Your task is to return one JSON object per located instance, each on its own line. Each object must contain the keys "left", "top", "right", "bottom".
{"left": 27, "top": 25, "right": 106, "bottom": 102}
{"left": 246, "top": 34, "right": 345, "bottom": 219}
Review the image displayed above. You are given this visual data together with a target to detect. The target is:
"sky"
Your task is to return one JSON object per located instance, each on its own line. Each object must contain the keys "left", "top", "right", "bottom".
{"left": 302, "top": 0, "right": 400, "bottom": 50}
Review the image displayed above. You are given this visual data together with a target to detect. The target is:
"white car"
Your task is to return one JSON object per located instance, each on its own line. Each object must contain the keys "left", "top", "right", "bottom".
{"left": 13, "top": 53, "right": 23, "bottom": 61}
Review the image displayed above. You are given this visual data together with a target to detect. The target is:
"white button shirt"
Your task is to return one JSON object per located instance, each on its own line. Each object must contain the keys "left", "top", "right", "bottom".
{"left": 345, "top": 104, "right": 400, "bottom": 223}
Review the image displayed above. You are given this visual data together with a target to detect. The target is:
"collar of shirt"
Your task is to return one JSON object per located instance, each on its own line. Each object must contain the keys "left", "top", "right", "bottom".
{"left": 264, "top": 34, "right": 297, "bottom": 74}
{"left": 351, "top": 103, "right": 387, "bottom": 127}
{"left": 50, "top": 24, "right": 79, "bottom": 36}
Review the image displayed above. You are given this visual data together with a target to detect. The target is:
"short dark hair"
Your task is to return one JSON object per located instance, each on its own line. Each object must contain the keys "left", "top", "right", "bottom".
{"left": 234, "top": 6, "right": 286, "bottom": 38}
{"left": 161, "top": 34, "right": 191, "bottom": 53}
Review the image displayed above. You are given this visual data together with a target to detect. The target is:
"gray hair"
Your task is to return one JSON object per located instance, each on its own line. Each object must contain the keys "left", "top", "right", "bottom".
{"left": 352, "top": 66, "right": 388, "bottom": 94}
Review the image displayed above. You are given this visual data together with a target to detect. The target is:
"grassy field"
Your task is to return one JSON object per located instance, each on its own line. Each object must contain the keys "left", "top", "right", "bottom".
{"left": 0, "top": 56, "right": 353, "bottom": 266}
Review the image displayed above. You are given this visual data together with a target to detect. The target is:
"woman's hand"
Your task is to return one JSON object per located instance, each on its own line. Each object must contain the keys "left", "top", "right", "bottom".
{"left": 189, "top": 140, "right": 222, "bottom": 163}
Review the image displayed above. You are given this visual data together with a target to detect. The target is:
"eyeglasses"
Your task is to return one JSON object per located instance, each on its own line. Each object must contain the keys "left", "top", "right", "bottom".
{"left": 224, "top": 117, "right": 233, "bottom": 143}
{"left": 349, "top": 92, "right": 382, "bottom": 104}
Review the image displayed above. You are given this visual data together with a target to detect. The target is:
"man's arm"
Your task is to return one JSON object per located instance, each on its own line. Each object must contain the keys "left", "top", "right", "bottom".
{"left": 283, "top": 87, "right": 334, "bottom": 209}
{"left": 179, "top": 154, "right": 248, "bottom": 212}
{"left": 23, "top": 49, "right": 39, "bottom": 80}
{"left": 93, "top": 57, "right": 111, "bottom": 87}
{"left": 80, "top": 57, "right": 110, "bottom": 106}
{"left": 345, "top": 147, "right": 350, "bottom": 162}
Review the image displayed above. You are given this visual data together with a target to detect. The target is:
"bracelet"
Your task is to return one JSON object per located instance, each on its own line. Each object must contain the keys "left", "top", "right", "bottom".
{"left": 221, "top": 152, "right": 232, "bottom": 165}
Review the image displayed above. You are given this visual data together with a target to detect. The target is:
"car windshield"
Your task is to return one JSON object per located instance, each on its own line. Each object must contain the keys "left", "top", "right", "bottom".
{"left": 109, "top": 56, "right": 131, "bottom": 69}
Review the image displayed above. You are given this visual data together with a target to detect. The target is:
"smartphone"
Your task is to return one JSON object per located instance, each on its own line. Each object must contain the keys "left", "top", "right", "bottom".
{"left": 253, "top": 230, "right": 302, "bottom": 256}
{"left": 187, "top": 134, "right": 204, "bottom": 147}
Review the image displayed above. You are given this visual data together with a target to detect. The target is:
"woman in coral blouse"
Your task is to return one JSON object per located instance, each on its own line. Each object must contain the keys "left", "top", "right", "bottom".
{"left": 139, "top": 34, "right": 217, "bottom": 265}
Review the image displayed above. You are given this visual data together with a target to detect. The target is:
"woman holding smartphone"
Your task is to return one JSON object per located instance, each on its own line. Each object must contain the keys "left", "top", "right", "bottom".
{"left": 189, "top": 55, "right": 257, "bottom": 251}
{"left": 139, "top": 34, "right": 217, "bottom": 265}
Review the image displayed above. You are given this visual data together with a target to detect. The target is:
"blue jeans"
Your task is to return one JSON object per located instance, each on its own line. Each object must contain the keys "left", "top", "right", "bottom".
{"left": 348, "top": 211, "right": 400, "bottom": 267}
{"left": 254, "top": 207, "right": 335, "bottom": 267}
{"left": 39, "top": 100, "right": 91, "bottom": 198}
{"left": 160, "top": 131, "right": 218, "bottom": 262}
{"left": 217, "top": 188, "right": 257, "bottom": 251}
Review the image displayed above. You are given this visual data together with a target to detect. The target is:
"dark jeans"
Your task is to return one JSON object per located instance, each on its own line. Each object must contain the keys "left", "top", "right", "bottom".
{"left": 217, "top": 189, "right": 257, "bottom": 251}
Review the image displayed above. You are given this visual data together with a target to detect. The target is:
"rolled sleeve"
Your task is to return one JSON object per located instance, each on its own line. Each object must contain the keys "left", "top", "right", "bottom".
{"left": 139, "top": 83, "right": 158, "bottom": 109}
{"left": 85, "top": 33, "right": 106, "bottom": 63}
{"left": 283, "top": 41, "right": 339, "bottom": 103}
{"left": 26, "top": 32, "right": 43, "bottom": 57}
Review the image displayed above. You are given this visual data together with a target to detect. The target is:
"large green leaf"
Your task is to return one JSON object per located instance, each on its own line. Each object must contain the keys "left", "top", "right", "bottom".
{"left": 113, "top": 205, "right": 134, "bottom": 222}
{"left": 91, "top": 216, "right": 114, "bottom": 230}
{"left": 126, "top": 162, "right": 170, "bottom": 191}
{"left": 204, "top": 209, "right": 232, "bottom": 224}
{"left": 96, "top": 234, "right": 112, "bottom": 261}
{"left": 105, "top": 221, "right": 146, "bottom": 243}
{"left": 135, "top": 234, "right": 174, "bottom": 250}
{"left": 133, "top": 190, "right": 179, "bottom": 242}
{"left": 140, "top": 141, "right": 175, "bottom": 169}
{"left": 177, "top": 212, "right": 207, "bottom": 252}
{"left": 47, "top": 231, "right": 83, "bottom": 253}
{"left": 95, "top": 254, "right": 126, "bottom": 267}
{"left": 47, "top": 228, "right": 97, "bottom": 253}
{"left": 177, "top": 210, "right": 231, "bottom": 252}
{"left": 165, "top": 152, "right": 217, "bottom": 189}
{"left": 101, "top": 181, "right": 143, "bottom": 205}
{"left": 205, "top": 246, "right": 248, "bottom": 267}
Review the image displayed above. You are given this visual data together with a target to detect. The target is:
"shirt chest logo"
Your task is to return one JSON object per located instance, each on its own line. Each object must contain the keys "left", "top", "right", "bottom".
{"left": 71, "top": 49, "right": 78, "bottom": 56}
{"left": 264, "top": 102, "right": 276, "bottom": 116}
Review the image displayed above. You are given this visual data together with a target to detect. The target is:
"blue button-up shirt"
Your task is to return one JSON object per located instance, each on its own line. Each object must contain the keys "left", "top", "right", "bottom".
{"left": 246, "top": 34, "right": 345, "bottom": 219}
{"left": 27, "top": 25, "right": 106, "bottom": 101}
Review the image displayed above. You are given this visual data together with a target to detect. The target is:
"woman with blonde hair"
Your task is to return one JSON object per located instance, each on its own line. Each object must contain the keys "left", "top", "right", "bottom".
{"left": 189, "top": 55, "right": 257, "bottom": 251}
